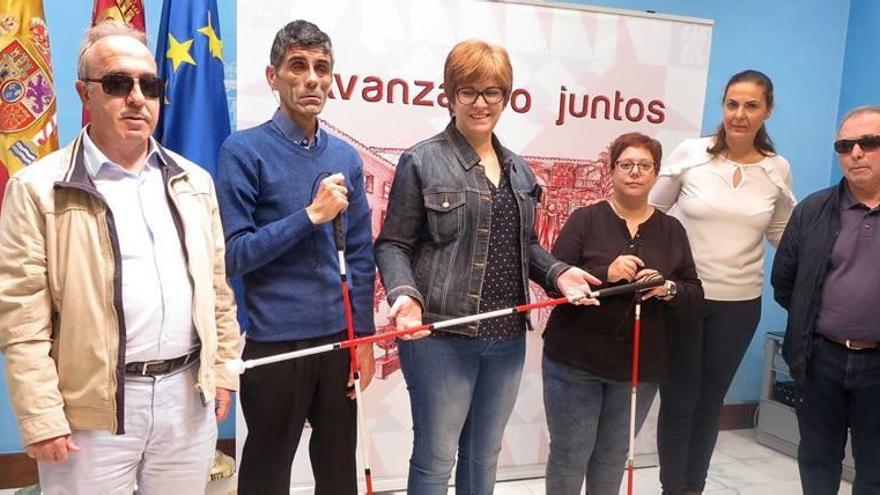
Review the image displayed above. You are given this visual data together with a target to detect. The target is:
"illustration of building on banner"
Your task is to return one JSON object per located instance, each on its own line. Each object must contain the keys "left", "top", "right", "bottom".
{"left": 322, "top": 122, "right": 613, "bottom": 380}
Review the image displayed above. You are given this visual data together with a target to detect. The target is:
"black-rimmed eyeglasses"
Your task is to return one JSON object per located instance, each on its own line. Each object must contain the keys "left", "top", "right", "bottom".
{"left": 455, "top": 86, "right": 505, "bottom": 105}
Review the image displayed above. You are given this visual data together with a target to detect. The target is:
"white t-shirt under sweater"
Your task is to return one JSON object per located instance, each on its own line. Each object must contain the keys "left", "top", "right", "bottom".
{"left": 649, "top": 137, "right": 796, "bottom": 301}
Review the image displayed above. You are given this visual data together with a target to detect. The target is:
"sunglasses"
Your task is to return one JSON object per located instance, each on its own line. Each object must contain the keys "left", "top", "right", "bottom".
{"left": 833, "top": 135, "right": 880, "bottom": 154}
{"left": 80, "top": 73, "right": 164, "bottom": 99}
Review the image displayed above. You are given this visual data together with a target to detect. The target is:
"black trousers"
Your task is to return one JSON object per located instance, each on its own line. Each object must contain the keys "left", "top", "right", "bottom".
{"left": 657, "top": 298, "right": 761, "bottom": 494}
{"left": 796, "top": 336, "right": 880, "bottom": 495}
{"left": 238, "top": 332, "right": 357, "bottom": 495}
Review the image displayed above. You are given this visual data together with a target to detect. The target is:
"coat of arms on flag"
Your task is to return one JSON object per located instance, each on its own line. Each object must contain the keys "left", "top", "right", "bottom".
{"left": 0, "top": 0, "right": 58, "bottom": 194}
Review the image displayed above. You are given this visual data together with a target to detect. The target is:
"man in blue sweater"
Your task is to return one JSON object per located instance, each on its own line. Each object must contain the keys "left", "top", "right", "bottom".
{"left": 216, "top": 20, "right": 375, "bottom": 495}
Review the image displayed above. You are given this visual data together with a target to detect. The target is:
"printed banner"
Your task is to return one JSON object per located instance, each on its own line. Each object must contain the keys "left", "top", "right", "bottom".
{"left": 236, "top": 0, "right": 712, "bottom": 490}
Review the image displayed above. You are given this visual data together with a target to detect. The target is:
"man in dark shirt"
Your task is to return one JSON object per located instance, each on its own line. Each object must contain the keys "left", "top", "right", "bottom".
{"left": 772, "top": 106, "right": 880, "bottom": 495}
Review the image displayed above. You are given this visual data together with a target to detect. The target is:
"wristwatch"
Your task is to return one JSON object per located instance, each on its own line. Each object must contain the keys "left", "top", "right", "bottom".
{"left": 665, "top": 280, "right": 677, "bottom": 298}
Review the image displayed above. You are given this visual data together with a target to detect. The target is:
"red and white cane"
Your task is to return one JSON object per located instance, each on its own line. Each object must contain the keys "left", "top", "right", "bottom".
{"left": 332, "top": 215, "right": 374, "bottom": 495}
{"left": 225, "top": 278, "right": 664, "bottom": 373}
{"left": 626, "top": 296, "right": 642, "bottom": 495}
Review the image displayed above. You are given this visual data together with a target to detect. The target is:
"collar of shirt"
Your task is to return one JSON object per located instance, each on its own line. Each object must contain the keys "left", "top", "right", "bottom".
{"left": 271, "top": 108, "right": 323, "bottom": 149}
{"left": 840, "top": 181, "right": 880, "bottom": 213}
{"left": 81, "top": 127, "right": 165, "bottom": 180}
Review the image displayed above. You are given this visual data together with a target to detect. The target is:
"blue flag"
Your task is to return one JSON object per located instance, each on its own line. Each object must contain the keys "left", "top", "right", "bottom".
{"left": 154, "top": 0, "right": 230, "bottom": 176}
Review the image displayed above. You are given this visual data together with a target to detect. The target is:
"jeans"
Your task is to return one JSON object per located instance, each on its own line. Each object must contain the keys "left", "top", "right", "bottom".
{"left": 38, "top": 363, "right": 216, "bottom": 495}
{"left": 398, "top": 335, "right": 526, "bottom": 495}
{"left": 796, "top": 335, "right": 880, "bottom": 495}
{"left": 543, "top": 354, "right": 658, "bottom": 495}
{"left": 658, "top": 297, "right": 761, "bottom": 494}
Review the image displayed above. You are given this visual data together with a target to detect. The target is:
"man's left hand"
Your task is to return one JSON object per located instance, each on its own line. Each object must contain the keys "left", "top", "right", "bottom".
{"left": 556, "top": 267, "right": 601, "bottom": 306}
{"left": 347, "top": 343, "right": 375, "bottom": 399}
{"left": 215, "top": 388, "right": 233, "bottom": 422}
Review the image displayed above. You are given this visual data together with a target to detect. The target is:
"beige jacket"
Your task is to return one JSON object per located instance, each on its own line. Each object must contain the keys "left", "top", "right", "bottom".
{"left": 0, "top": 131, "right": 240, "bottom": 446}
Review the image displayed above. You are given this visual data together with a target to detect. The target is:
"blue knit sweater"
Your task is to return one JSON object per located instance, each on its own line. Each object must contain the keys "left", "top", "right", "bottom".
{"left": 217, "top": 111, "right": 376, "bottom": 341}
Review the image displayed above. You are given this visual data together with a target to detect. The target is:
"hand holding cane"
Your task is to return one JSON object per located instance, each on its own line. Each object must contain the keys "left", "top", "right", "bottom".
{"left": 332, "top": 213, "right": 374, "bottom": 495}
{"left": 225, "top": 277, "right": 666, "bottom": 374}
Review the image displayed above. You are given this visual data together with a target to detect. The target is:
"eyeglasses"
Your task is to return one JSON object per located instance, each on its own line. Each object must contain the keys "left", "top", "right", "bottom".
{"left": 614, "top": 160, "right": 655, "bottom": 174}
{"left": 833, "top": 135, "right": 880, "bottom": 154}
{"left": 80, "top": 73, "right": 164, "bottom": 99}
{"left": 455, "top": 86, "right": 505, "bottom": 105}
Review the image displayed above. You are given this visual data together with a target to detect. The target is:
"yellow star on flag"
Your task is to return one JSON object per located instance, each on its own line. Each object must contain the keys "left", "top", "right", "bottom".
{"left": 166, "top": 34, "right": 196, "bottom": 72}
{"left": 198, "top": 11, "right": 223, "bottom": 61}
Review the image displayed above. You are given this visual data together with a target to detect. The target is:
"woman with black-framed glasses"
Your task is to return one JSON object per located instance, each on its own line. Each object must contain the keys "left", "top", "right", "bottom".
{"left": 374, "top": 39, "right": 600, "bottom": 495}
{"left": 543, "top": 132, "right": 702, "bottom": 495}
{"left": 649, "top": 69, "right": 797, "bottom": 495}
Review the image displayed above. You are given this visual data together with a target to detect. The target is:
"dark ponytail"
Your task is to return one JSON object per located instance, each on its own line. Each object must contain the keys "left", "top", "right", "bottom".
{"left": 707, "top": 69, "right": 776, "bottom": 157}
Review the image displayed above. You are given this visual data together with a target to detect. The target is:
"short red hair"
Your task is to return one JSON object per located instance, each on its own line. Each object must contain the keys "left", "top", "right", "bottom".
{"left": 608, "top": 132, "right": 663, "bottom": 173}
{"left": 443, "top": 39, "right": 513, "bottom": 108}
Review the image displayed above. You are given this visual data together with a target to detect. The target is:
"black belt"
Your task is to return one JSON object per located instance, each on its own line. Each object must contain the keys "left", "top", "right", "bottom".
{"left": 819, "top": 334, "right": 879, "bottom": 351}
{"left": 125, "top": 348, "right": 200, "bottom": 376}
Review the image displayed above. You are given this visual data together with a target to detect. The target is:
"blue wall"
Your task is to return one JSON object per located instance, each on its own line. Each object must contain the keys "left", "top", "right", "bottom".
{"left": 833, "top": 0, "right": 880, "bottom": 183}
{"left": 575, "top": 0, "right": 851, "bottom": 404}
{"left": 0, "top": 0, "right": 862, "bottom": 453}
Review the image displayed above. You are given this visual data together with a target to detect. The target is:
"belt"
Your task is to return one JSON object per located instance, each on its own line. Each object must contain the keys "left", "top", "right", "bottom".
{"left": 820, "top": 334, "right": 879, "bottom": 351}
{"left": 125, "top": 348, "right": 200, "bottom": 376}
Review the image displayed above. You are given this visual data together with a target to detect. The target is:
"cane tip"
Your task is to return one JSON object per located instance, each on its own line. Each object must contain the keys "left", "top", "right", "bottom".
{"left": 225, "top": 359, "right": 246, "bottom": 375}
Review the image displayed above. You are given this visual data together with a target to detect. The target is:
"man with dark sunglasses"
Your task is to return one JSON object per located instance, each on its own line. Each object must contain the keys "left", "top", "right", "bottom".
{"left": 0, "top": 21, "right": 241, "bottom": 493}
{"left": 773, "top": 105, "right": 880, "bottom": 495}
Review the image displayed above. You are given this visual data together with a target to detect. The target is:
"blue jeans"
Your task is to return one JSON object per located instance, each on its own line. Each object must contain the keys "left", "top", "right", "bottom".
{"left": 398, "top": 335, "right": 526, "bottom": 495}
{"left": 796, "top": 335, "right": 880, "bottom": 495}
{"left": 543, "top": 354, "right": 658, "bottom": 495}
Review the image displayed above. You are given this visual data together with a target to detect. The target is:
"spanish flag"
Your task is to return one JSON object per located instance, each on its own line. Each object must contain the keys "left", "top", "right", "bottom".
{"left": 83, "top": 0, "right": 146, "bottom": 124}
{"left": 0, "top": 0, "right": 58, "bottom": 204}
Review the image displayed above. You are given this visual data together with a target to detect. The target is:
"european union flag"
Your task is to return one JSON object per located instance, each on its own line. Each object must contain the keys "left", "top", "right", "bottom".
{"left": 154, "top": 0, "right": 230, "bottom": 176}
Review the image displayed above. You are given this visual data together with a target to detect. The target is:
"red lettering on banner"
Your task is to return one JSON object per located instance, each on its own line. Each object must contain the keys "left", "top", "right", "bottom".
{"left": 334, "top": 74, "right": 358, "bottom": 100}
{"left": 555, "top": 85, "right": 667, "bottom": 126}
{"left": 412, "top": 81, "right": 434, "bottom": 107}
{"left": 362, "top": 76, "right": 383, "bottom": 103}
{"left": 387, "top": 78, "right": 409, "bottom": 104}
{"left": 510, "top": 89, "right": 531, "bottom": 113}
{"left": 324, "top": 75, "right": 669, "bottom": 126}
{"left": 647, "top": 100, "right": 666, "bottom": 124}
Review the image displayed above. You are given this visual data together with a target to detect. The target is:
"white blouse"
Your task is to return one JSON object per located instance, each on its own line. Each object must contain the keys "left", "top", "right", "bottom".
{"left": 649, "top": 137, "right": 796, "bottom": 301}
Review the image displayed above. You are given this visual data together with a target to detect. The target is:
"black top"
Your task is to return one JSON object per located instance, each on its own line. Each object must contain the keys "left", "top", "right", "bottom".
{"left": 543, "top": 201, "right": 702, "bottom": 382}
{"left": 439, "top": 163, "right": 527, "bottom": 340}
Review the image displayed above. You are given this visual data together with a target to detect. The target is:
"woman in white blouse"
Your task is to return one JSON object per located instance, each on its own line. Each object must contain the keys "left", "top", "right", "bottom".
{"left": 649, "top": 69, "right": 796, "bottom": 495}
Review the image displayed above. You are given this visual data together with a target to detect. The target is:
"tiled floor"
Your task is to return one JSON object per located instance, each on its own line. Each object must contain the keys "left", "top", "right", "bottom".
{"left": 0, "top": 429, "right": 854, "bottom": 494}
{"left": 376, "top": 430, "right": 854, "bottom": 494}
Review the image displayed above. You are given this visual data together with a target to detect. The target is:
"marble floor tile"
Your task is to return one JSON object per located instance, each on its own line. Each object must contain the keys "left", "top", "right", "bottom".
{"left": 6, "top": 428, "right": 858, "bottom": 494}
{"left": 714, "top": 429, "right": 782, "bottom": 461}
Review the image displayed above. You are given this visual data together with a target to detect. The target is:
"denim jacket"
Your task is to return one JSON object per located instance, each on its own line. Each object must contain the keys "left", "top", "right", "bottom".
{"left": 374, "top": 122, "right": 569, "bottom": 337}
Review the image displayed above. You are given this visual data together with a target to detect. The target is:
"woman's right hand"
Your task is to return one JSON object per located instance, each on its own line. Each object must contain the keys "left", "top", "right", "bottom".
{"left": 607, "top": 255, "right": 645, "bottom": 283}
{"left": 389, "top": 295, "right": 431, "bottom": 340}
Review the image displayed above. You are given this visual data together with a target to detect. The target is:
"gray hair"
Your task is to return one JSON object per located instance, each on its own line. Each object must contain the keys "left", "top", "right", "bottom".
{"left": 270, "top": 20, "right": 333, "bottom": 69}
{"left": 77, "top": 20, "right": 148, "bottom": 79}
{"left": 838, "top": 105, "right": 880, "bottom": 135}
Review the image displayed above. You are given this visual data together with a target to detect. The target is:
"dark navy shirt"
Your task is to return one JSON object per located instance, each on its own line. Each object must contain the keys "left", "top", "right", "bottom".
{"left": 437, "top": 162, "right": 526, "bottom": 341}
{"left": 815, "top": 185, "right": 880, "bottom": 340}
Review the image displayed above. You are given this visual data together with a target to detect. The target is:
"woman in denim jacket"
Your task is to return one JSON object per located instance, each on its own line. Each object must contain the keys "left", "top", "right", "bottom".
{"left": 374, "top": 40, "right": 599, "bottom": 495}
